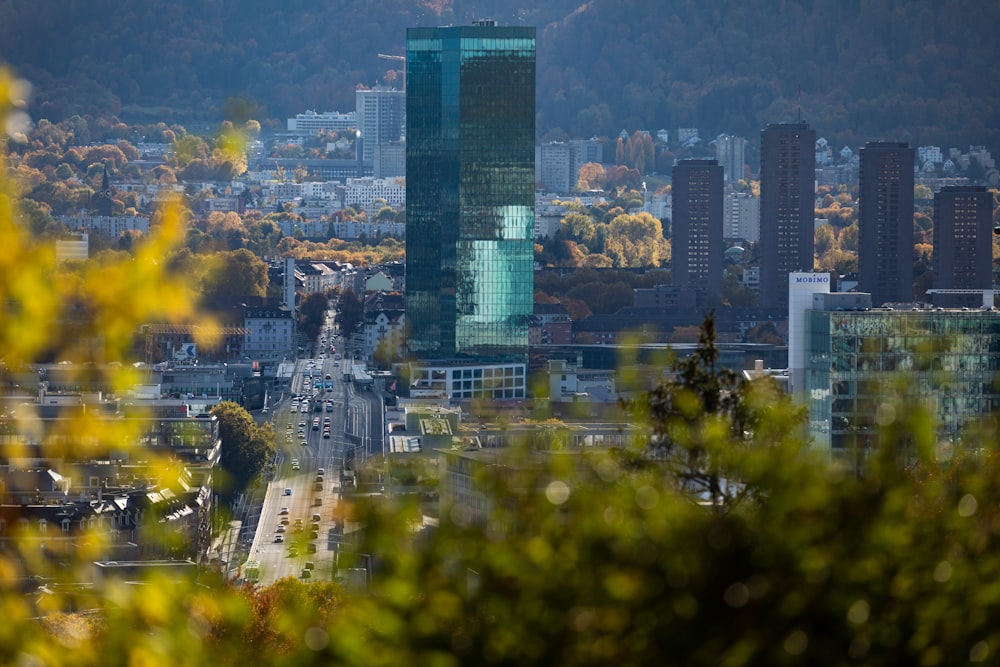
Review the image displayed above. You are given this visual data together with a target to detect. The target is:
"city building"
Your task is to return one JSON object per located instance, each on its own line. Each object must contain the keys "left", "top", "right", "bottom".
{"left": 405, "top": 20, "right": 535, "bottom": 398}
{"left": 536, "top": 142, "right": 573, "bottom": 192}
{"left": 286, "top": 110, "right": 357, "bottom": 135}
{"left": 724, "top": 191, "right": 760, "bottom": 242}
{"left": 344, "top": 176, "right": 405, "bottom": 217}
{"left": 671, "top": 158, "right": 724, "bottom": 300}
{"left": 715, "top": 134, "right": 746, "bottom": 187}
{"left": 858, "top": 142, "right": 915, "bottom": 305}
{"left": 786, "top": 271, "right": 832, "bottom": 396}
{"left": 242, "top": 306, "right": 294, "bottom": 359}
{"left": 932, "top": 185, "right": 994, "bottom": 294}
{"left": 759, "top": 122, "right": 816, "bottom": 310}
{"left": 803, "top": 300, "right": 1000, "bottom": 468}
{"left": 568, "top": 138, "right": 604, "bottom": 184}
{"left": 355, "top": 86, "right": 406, "bottom": 164}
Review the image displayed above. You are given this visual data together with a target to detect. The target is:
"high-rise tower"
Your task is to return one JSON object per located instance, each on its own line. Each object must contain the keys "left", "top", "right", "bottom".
{"left": 405, "top": 20, "right": 535, "bottom": 363}
{"left": 759, "top": 122, "right": 816, "bottom": 310}
{"left": 671, "top": 158, "right": 724, "bottom": 300}
{"left": 858, "top": 142, "right": 915, "bottom": 305}
{"left": 355, "top": 85, "right": 406, "bottom": 164}
{"left": 932, "top": 185, "right": 993, "bottom": 292}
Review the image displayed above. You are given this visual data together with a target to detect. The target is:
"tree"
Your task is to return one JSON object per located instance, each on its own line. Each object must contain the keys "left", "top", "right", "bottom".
{"left": 299, "top": 291, "right": 328, "bottom": 340}
{"left": 629, "top": 313, "right": 803, "bottom": 511}
{"left": 338, "top": 288, "right": 363, "bottom": 337}
{"left": 576, "top": 162, "right": 606, "bottom": 191}
{"left": 201, "top": 248, "right": 268, "bottom": 309}
{"left": 211, "top": 400, "right": 275, "bottom": 497}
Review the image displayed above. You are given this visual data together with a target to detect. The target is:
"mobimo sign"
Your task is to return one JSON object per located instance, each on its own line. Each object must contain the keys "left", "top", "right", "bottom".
{"left": 792, "top": 273, "right": 830, "bottom": 284}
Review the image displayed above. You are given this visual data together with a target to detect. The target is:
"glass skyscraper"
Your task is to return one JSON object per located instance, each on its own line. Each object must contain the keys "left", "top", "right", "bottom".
{"left": 405, "top": 21, "right": 535, "bottom": 363}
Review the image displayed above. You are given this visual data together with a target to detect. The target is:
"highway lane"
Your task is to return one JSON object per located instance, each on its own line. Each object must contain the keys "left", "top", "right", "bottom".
{"left": 248, "top": 349, "right": 359, "bottom": 585}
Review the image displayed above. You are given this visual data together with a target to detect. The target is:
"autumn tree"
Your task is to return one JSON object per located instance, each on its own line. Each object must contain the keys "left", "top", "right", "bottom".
{"left": 201, "top": 248, "right": 269, "bottom": 309}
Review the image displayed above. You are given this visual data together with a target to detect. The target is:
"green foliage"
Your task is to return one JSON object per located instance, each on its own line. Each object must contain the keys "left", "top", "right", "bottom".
{"left": 211, "top": 400, "right": 276, "bottom": 496}
{"left": 299, "top": 291, "right": 328, "bottom": 340}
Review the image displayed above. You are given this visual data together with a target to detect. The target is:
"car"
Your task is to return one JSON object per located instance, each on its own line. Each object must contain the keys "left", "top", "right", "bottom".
{"left": 294, "top": 518, "right": 303, "bottom": 526}
{"left": 301, "top": 569, "right": 311, "bottom": 579}
{"left": 309, "top": 522, "right": 319, "bottom": 532}
{"left": 307, "top": 543, "right": 317, "bottom": 553}
{"left": 288, "top": 546, "right": 298, "bottom": 557}
{"left": 318, "top": 468, "right": 325, "bottom": 475}
{"left": 291, "top": 462, "right": 300, "bottom": 470}
{"left": 279, "top": 518, "right": 289, "bottom": 526}
{"left": 283, "top": 488, "right": 292, "bottom": 496}
{"left": 314, "top": 482, "right": 323, "bottom": 491}
{"left": 279, "top": 507, "right": 289, "bottom": 515}
{"left": 304, "top": 561, "right": 315, "bottom": 570}
{"left": 311, "top": 513, "right": 321, "bottom": 522}
{"left": 276, "top": 525, "right": 287, "bottom": 533}
{"left": 273, "top": 535, "right": 284, "bottom": 543}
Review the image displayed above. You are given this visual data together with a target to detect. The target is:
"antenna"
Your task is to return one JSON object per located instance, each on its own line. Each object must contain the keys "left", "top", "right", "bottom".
{"left": 797, "top": 85, "right": 802, "bottom": 123}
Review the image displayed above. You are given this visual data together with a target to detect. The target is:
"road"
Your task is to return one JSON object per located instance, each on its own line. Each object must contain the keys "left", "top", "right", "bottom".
{"left": 242, "top": 317, "right": 386, "bottom": 585}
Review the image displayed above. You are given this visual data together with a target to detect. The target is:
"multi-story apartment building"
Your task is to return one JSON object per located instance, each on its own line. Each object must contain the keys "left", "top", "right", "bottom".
{"left": 355, "top": 85, "right": 406, "bottom": 164}
{"left": 858, "top": 142, "right": 915, "bottom": 305}
{"left": 715, "top": 133, "right": 746, "bottom": 187}
{"left": 286, "top": 110, "right": 357, "bottom": 134}
{"left": 759, "top": 122, "right": 816, "bottom": 310}
{"left": 671, "top": 158, "right": 724, "bottom": 300}
{"left": 932, "top": 185, "right": 994, "bottom": 294}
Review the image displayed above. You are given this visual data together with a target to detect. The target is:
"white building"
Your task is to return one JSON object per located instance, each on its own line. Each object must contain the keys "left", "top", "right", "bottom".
{"left": 355, "top": 86, "right": 405, "bottom": 163}
{"left": 724, "top": 191, "right": 760, "bottom": 242}
{"left": 344, "top": 177, "right": 405, "bottom": 217}
{"left": 286, "top": 110, "right": 356, "bottom": 135}
{"left": 787, "top": 272, "right": 831, "bottom": 396}
{"left": 362, "top": 309, "right": 405, "bottom": 362}
{"left": 243, "top": 306, "right": 294, "bottom": 358}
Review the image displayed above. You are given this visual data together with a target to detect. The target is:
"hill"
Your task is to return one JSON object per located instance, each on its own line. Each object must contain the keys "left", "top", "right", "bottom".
{"left": 1, "top": 0, "right": 998, "bottom": 150}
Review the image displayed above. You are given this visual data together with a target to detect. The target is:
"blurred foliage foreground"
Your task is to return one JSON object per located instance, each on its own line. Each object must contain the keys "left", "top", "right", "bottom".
{"left": 4, "top": 70, "right": 1000, "bottom": 666}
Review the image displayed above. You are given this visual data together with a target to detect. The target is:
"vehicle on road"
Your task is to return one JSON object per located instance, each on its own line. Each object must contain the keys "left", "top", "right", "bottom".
{"left": 283, "top": 488, "right": 292, "bottom": 496}
{"left": 276, "top": 525, "right": 286, "bottom": 533}
{"left": 279, "top": 507, "right": 289, "bottom": 515}
{"left": 274, "top": 535, "right": 284, "bottom": 543}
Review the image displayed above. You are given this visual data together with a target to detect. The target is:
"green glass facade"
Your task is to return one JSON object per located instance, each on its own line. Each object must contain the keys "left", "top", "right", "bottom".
{"left": 405, "top": 25, "right": 535, "bottom": 362}
{"left": 805, "top": 309, "right": 1000, "bottom": 462}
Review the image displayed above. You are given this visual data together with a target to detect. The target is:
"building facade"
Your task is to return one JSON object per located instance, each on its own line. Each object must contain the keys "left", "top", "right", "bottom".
{"left": 933, "top": 185, "right": 993, "bottom": 292}
{"left": 715, "top": 133, "right": 746, "bottom": 187}
{"left": 405, "top": 21, "right": 535, "bottom": 365}
{"left": 804, "top": 305, "right": 1000, "bottom": 467}
{"left": 356, "top": 86, "right": 406, "bottom": 164}
{"left": 858, "top": 142, "right": 915, "bottom": 305}
{"left": 286, "top": 110, "right": 356, "bottom": 134}
{"left": 671, "top": 158, "right": 724, "bottom": 299}
{"left": 759, "top": 122, "right": 816, "bottom": 310}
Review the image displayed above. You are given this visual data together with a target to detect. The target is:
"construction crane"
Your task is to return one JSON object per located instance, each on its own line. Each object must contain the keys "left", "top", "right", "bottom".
{"left": 377, "top": 53, "right": 406, "bottom": 90}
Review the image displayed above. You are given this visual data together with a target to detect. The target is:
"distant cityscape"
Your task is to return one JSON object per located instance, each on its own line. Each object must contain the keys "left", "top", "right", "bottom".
{"left": 1, "top": 13, "right": 1000, "bottom": 608}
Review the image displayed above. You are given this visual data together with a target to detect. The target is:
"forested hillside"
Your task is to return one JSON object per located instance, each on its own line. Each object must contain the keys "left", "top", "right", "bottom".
{"left": 1, "top": 0, "right": 997, "bottom": 149}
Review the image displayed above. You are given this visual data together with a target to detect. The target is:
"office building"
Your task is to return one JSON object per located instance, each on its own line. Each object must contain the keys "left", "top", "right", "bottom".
{"left": 356, "top": 86, "right": 406, "bottom": 164}
{"left": 671, "top": 159, "right": 724, "bottom": 299}
{"left": 759, "top": 122, "right": 816, "bottom": 310}
{"left": 933, "top": 185, "right": 993, "bottom": 292}
{"left": 804, "top": 301, "right": 1000, "bottom": 467}
{"left": 536, "top": 142, "right": 573, "bottom": 192}
{"left": 405, "top": 21, "right": 535, "bottom": 380}
{"left": 715, "top": 133, "right": 746, "bottom": 187}
{"left": 858, "top": 142, "right": 915, "bottom": 305}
